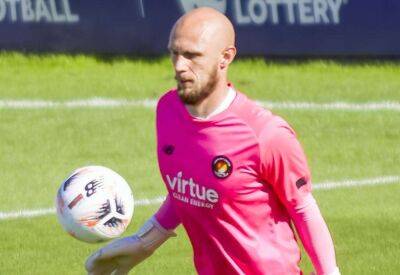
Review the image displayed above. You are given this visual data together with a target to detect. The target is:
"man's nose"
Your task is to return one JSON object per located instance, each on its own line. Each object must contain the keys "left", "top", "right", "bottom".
{"left": 174, "top": 55, "right": 188, "bottom": 73}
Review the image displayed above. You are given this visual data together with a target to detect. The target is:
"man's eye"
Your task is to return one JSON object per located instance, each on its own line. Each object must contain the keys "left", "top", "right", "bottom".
{"left": 184, "top": 53, "right": 197, "bottom": 59}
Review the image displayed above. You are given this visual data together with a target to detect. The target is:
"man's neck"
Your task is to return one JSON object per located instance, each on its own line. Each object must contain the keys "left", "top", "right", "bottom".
{"left": 186, "top": 81, "right": 230, "bottom": 118}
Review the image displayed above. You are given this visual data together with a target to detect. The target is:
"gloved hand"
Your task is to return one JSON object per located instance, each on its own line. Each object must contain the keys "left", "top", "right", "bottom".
{"left": 85, "top": 217, "right": 176, "bottom": 275}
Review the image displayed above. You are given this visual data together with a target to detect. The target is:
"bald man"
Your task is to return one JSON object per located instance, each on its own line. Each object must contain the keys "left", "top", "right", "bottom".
{"left": 85, "top": 8, "right": 339, "bottom": 275}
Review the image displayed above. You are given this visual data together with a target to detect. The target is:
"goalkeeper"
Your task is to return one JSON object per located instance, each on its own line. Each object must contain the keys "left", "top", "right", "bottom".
{"left": 86, "top": 7, "right": 339, "bottom": 275}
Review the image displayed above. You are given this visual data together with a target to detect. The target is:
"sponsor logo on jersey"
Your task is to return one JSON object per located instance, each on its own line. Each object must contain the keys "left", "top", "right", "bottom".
{"left": 212, "top": 155, "right": 232, "bottom": 179}
{"left": 166, "top": 171, "right": 219, "bottom": 209}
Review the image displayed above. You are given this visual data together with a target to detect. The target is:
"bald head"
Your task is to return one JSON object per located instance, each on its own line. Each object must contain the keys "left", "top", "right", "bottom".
{"left": 168, "top": 7, "right": 237, "bottom": 106}
{"left": 171, "top": 7, "right": 235, "bottom": 52}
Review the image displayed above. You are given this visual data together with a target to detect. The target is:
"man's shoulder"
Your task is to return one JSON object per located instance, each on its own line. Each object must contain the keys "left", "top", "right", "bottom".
{"left": 157, "top": 89, "right": 178, "bottom": 112}
{"left": 234, "top": 92, "right": 291, "bottom": 137}
{"left": 239, "top": 97, "right": 299, "bottom": 161}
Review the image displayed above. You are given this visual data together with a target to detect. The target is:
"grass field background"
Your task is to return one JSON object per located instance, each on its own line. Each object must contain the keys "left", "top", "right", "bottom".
{"left": 0, "top": 53, "right": 399, "bottom": 274}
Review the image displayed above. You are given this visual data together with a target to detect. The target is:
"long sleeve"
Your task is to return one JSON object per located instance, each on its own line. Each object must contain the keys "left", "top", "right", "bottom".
{"left": 289, "top": 194, "right": 338, "bottom": 275}
{"left": 154, "top": 194, "right": 181, "bottom": 230}
{"left": 260, "top": 118, "right": 338, "bottom": 274}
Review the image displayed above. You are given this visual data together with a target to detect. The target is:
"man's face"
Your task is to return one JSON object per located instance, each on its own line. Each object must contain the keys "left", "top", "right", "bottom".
{"left": 168, "top": 27, "right": 221, "bottom": 105}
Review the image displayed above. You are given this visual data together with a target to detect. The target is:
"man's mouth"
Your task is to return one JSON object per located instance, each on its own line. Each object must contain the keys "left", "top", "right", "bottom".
{"left": 176, "top": 75, "right": 192, "bottom": 83}
{"left": 178, "top": 79, "right": 193, "bottom": 86}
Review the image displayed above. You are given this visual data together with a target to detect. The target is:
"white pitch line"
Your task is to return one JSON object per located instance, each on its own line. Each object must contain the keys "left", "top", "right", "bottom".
{"left": 0, "top": 176, "right": 399, "bottom": 221}
{"left": 0, "top": 196, "right": 167, "bottom": 221}
{"left": 0, "top": 98, "right": 158, "bottom": 109}
{"left": 1, "top": 98, "right": 400, "bottom": 111}
{"left": 313, "top": 175, "right": 400, "bottom": 190}
{"left": 257, "top": 101, "right": 400, "bottom": 111}
{"left": 0, "top": 207, "right": 56, "bottom": 220}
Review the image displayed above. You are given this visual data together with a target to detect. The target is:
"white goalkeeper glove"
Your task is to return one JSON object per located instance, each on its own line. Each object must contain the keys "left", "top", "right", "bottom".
{"left": 85, "top": 216, "right": 176, "bottom": 275}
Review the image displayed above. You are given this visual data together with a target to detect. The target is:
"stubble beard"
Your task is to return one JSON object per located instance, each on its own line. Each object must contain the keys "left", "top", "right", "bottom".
{"left": 177, "top": 67, "right": 219, "bottom": 105}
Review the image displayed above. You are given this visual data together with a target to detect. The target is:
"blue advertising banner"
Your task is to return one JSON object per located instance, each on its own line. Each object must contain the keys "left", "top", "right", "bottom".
{"left": 0, "top": 0, "right": 399, "bottom": 56}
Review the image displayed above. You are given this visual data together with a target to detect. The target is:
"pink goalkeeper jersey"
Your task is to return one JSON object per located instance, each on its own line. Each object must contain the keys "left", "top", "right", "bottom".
{"left": 156, "top": 88, "right": 312, "bottom": 275}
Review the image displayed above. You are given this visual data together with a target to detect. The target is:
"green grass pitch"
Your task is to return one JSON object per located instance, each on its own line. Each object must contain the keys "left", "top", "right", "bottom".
{"left": 0, "top": 53, "right": 399, "bottom": 274}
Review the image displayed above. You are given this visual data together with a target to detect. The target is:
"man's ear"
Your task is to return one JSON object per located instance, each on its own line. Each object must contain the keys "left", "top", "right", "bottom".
{"left": 220, "top": 46, "right": 237, "bottom": 69}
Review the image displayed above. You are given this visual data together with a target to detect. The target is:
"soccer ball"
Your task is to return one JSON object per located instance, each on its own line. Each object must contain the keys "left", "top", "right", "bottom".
{"left": 56, "top": 166, "right": 134, "bottom": 243}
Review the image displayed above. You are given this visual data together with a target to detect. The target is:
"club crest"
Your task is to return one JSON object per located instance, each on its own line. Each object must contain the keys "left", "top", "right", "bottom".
{"left": 212, "top": 155, "right": 232, "bottom": 179}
